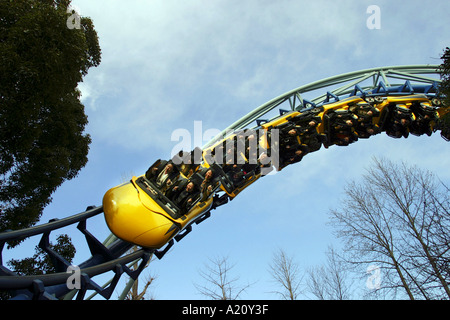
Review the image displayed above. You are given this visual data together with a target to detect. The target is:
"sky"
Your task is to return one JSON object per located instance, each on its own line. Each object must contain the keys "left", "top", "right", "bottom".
{"left": 3, "top": 0, "right": 450, "bottom": 300}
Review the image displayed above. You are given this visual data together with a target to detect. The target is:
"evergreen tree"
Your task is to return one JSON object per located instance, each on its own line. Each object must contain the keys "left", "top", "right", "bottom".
{"left": 440, "top": 47, "right": 450, "bottom": 108}
{"left": 7, "top": 234, "right": 76, "bottom": 275}
{"left": 0, "top": 0, "right": 101, "bottom": 240}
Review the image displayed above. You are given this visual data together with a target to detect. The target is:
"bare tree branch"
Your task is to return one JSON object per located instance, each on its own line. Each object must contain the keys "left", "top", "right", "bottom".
{"left": 306, "top": 246, "right": 352, "bottom": 300}
{"left": 330, "top": 157, "right": 450, "bottom": 300}
{"left": 268, "top": 248, "right": 303, "bottom": 300}
{"left": 195, "top": 256, "right": 252, "bottom": 300}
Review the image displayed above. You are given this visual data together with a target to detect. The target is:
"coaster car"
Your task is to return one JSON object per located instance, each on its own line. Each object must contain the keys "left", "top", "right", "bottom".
{"left": 103, "top": 159, "right": 219, "bottom": 248}
{"left": 201, "top": 133, "right": 266, "bottom": 198}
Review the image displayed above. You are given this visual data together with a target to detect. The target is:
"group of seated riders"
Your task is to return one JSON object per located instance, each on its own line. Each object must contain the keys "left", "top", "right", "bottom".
{"left": 322, "top": 101, "right": 380, "bottom": 147}
{"left": 143, "top": 98, "right": 446, "bottom": 213}
{"left": 263, "top": 102, "right": 380, "bottom": 169}
{"left": 382, "top": 101, "right": 441, "bottom": 139}
{"left": 145, "top": 159, "right": 219, "bottom": 214}
{"left": 143, "top": 129, "right": 277, "bottom": 213}
{"left": 267, "top": 111, "right": 323, "bottom": 170}
{"left": 244, "top": 99, "right": 442, "bottom": 169}
{"left": 205, "top": 130, "right": 274, "bottom": 188}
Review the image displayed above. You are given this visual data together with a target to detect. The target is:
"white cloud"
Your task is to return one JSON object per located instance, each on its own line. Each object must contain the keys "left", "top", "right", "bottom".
{"left": 72, "top": 0, "right": 450, "bottom": 153}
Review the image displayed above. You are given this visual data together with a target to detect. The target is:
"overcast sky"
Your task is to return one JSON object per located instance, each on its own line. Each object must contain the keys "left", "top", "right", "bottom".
{"left": 5, "top": 0, "right": 450, "bottom": 300}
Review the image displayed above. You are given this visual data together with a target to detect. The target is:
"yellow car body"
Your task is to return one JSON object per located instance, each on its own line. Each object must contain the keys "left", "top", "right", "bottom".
{"left": 103, "top": 175, "right": 214, "bottom": 248}
{"left": 374, "top": 94, "right": 431, "bottom": 115}
{"left": 260, "top": 110, "right": 301, "bottom": 130}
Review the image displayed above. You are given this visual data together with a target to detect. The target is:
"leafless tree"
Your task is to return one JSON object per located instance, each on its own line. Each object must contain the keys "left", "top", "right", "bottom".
{"left": 126, "top": 273, "right": 156, "bottom": 300}
{"left": 330, "top": 157, "right": 450, "bottom": 300}
{"left": 305, "top": 246, "right": 353, "bottom": 300}
{"left": 268, "top": 248, "right": 303, "bottom": 300}
{"left": 195, "top": 256, "right": 252, "bottom": 300}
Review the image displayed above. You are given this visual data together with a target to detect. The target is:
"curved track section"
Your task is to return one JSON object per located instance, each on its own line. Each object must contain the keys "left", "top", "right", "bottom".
{"left": 205, "top": 65, "right": 445, "bottom": 147}
{"left": 0, "top": 65, "right": 447, "bottom": 300}
{"left": 0, "top": 206, "right": 152, "bottom": 300}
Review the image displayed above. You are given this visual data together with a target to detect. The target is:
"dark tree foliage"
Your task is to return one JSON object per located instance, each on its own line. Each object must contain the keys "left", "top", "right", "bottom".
{"left": 0, "top": 0, "right": 101, "bottom": 238}
{"left": 7, "top": 234, "right": 76, "bottom": 275}
{"left": 439, "top": 47, "right": 450, "bottom": 126}
{"left": 440, "top": 47, "right": 450, "bottom": 106}
{"left": 0, "top": 234, "right": 76, "bottom": 300}
{"left": 438, "top": 47, "right": 450, "bottom": 141}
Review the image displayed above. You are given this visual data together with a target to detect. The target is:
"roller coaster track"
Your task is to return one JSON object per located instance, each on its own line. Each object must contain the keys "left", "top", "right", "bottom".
{"left": 0, "top": 206, "right": 153, "bottom": 300}
{"left": 0, "top": 65, "right": 447, "bottom": 300}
